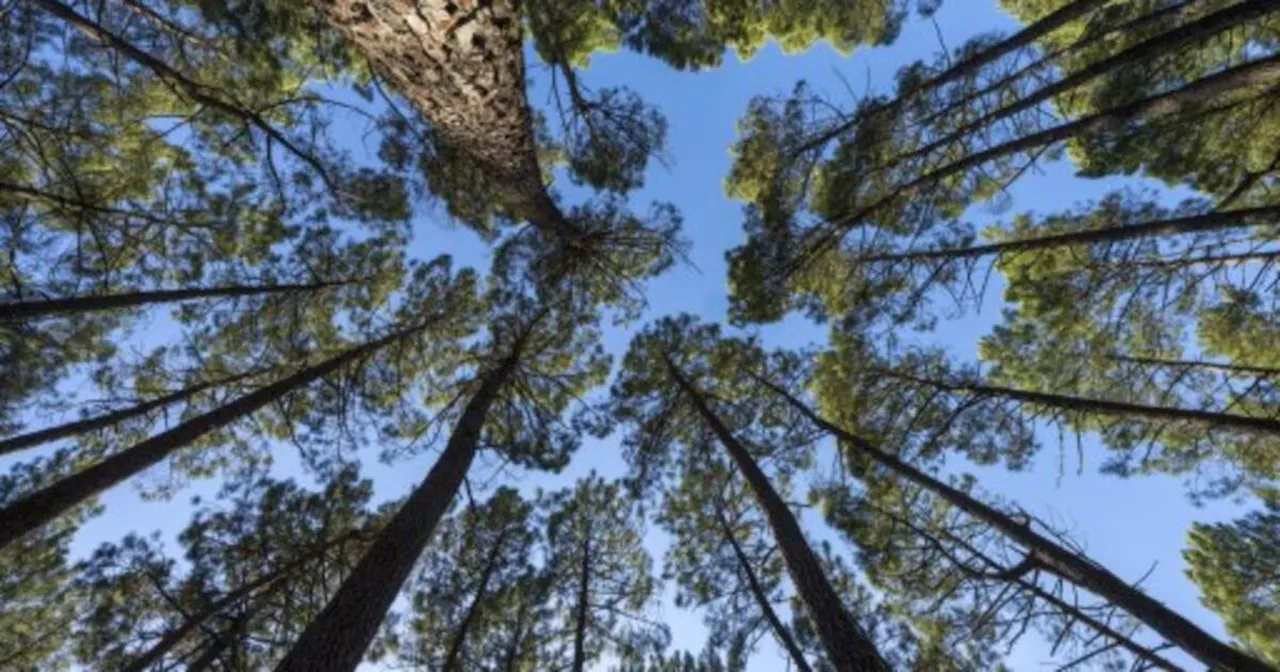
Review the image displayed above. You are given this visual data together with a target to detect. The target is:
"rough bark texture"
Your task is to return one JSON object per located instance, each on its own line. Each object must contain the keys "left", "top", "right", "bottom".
{"left": 0, "top": 369, "right": 261, "bottom": 456}
{"left": 0, "top": 281, "right": 342, "bottom": 321}
{"left": 756, "top": 373, "right": 1272, "bottom": 672}
{"left": 714, "top": 504, "right": 815, "bottom": 672}
{"left": 876, "top": 368, "right": 1280, "bottom": 437}
{"left": 0, "top": 321, "right": 430, "bottom": 551}
{"left": 272, "top": 358, "right": 516, "bottom": 672}
{"left": 855, "top": 205, "right": 1280, "bottom": 264}
{"left": 665, "top": 357, "right": 892, "bottom": 672}
{"left": 309, "top": 0, "right": 572, "bottom": 235}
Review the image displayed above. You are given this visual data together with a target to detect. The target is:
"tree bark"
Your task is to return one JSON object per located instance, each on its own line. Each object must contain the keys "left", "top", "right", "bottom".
{"left": 899, "top": 0, "right": 1279, "bottom": 168}
{"left": 852, "top": 205, "right": 1280, "bottom": 265}
{"left": 811, "top": 54, "right": 1280, "bottom": 261}
{"left": 0, "top": 320, "right": 432, "bottom": 551}
{"left": 0, "top": 369, "right": 264, "bottom": 456}
{"left": 570, "top": 519, "right": 592, "bottom": 672}
{"left": 663, "top": 356, "right": 892, "bottom": 672}
{"left": 0, "top": 281, "right": 345, "bottom": 322}
{"left": 443, "top": 527, "right": 511, "bottom": 671}
{"left": 122, "top": 528, "right": 368, "bottom": 672}
{"left": 272, "top": 356, "right": 518, "bottom": 672}
{"left": 307, "top": 0, "right": 576, "bottom": 238}
{"left": 795, "top": 0, "right": 1110, "bottom": 156}
{"left": 874, "top": 368, "right": 1280, "bottom": 437}
{"left": 713, "top": 503, "right": 815, "bottom": 672}
{"left": 753, "top": 372, "right": 1272, "bottom": 672}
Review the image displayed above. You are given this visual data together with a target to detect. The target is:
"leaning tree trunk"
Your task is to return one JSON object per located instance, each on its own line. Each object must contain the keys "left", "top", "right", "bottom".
{"left": 794, "top": 0, "right": 1110, "bottom": 155}
{"left": 442, "top": 526, "right": 511, "bottom": 672}
{"left": 899, "top": 0, "right": 1279, "bottom": 168}
{"left": 273, "top": 356, "right": 518, "bottom": 672}
{"left": 664, "top": 356, "right": 892, "bottom": 672}
{"left": 874, "top": 368, "right": 1280, "bottom": 437}
{"left": 853, "top": 205, "right": 1280, "bottom": 265}
{"left": 309, "top": 0, "right": 575, "bottom": 237}
{"left": 0, "top": 320, "right": 433, "bottom": 551}
{"left": 0, "top": 280, "right": 346, "bottom": 322}
{"left": 1110, "top": 354, "right": 1280, "bottom": 378}
{"left": 754, "top": 372, "right": 1273, "bottom": 672}
{"left": 713, "top": 503, "right": 815, "bottom": 672}
{"left": 0, "top": 368, "right": 265, "bottom": 456}
{"left": 814, "top": 53, "right": 1280, "bottom": 256}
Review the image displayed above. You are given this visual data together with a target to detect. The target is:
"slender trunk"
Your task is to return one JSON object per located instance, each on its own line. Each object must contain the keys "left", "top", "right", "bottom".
{"left": 0, "top": 321, "right": 432, "bottom": 551}
{"left": 0, "top": 368, "right": 264, "bottom": 456}
{"left": 502, "top": 591, "right": 533, "bottom": 672}
{"left": 308, "top": 0, "right": 576, "bottom": 238}
{"left": 443, "top": 528, "right": 511, "bottom": 671}
{"left": 875, "top": 368, "right": 1280, "bottom": 437}
{"left": 0, "top": 281, "right": 345, "bottom": 322}
{"left": 663, "top": 357, "right": 891, "bottom": 672}
{"left": 914, "top": 0, "right": 1205, "bottom": 132}
{"left": 185, "top": 606, "right": 256, "bottom": 672}
{"left": 273, "top": 357, "right": 517, "bottom": 672}
{"left": 713, "top": 504, "right": 814, "bottom": 672}
{"left": 794, "top": 0, "right": 1109, "bottom": 155}
{"left": 570, "top": 522, "right": 592, "bottom": 672}
{"left": 1106, "top": 248, "right": 1280, "bottom": 269}
{"left": 32, "top": 0, "right": 336, "bottom": 191}
{"left": 1110, "top": 354, "right": 1280, "bottom": 377}
{"left": 754, "top": 373, "right": 1272, "bottom": 672}
{"left": 853, "top": 206, "right": 1280, "bottom": 264}
{"left": 122, "top": 528, "right": 368, "bottom": 672}
{"left": 812, "top": 54, "right": 1280, "bottom": 259}
{"left": 899, "top": 0, "right": 1279, "bottom": 168}
{"left": 871, "top": 500, "right": 1183, "bottom": 671}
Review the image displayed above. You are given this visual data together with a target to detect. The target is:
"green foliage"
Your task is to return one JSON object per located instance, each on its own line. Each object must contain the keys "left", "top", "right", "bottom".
{"left": 1185, "top": 503, "right": 1280, "bottom": 667}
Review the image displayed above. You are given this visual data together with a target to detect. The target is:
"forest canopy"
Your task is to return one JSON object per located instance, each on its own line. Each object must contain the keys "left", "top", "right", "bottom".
{"left": 1, "top": 0, "right": 1278, "bottom": 671}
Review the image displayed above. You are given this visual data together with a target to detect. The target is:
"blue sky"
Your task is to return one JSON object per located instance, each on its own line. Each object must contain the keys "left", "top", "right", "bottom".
{"left": 28, "top": 1, "right": 1260, "bottom": 669}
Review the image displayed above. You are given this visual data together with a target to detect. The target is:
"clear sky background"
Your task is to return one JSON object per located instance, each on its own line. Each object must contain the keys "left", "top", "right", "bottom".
{"left": 33, "top": 1, "right": 1260, "bottom": 669}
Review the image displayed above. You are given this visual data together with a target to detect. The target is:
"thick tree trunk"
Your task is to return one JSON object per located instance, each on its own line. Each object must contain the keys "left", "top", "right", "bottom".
{"left": 0, "top": 321, "right": 431, "bottom": 551}
{"left": 814, "top": 54, "right": 1280, "bottom": 258}
{"left": 308, "top": 0, "right": 574, "bottom": 237}
{"left": 875, "top": 368, "right": 1280, "bottom": 437}
{"left": 754, "top": 373, "right": 1272, "bottom": 672}
{"left": 853, "top": 205, "right": 1280, "bottom": 265}
{"left": 0, "top": 281, "right": 345, "bottom": 321}
{"left": 0, "top": 369, "right": 264, "bottom": 456}
{"left": 443, "top": 527, "right": 510, "bottom": 671}
{"left": 273, "top": 357, "right": 517, "bottom": 672}
{"left": 122, "top": 529, "right": 367, "bottom": 672}
{"left": 900, "top": 0, "right": 1279, "bottom": 167}
{"left": 664, "top": 357, "right": 891, "bottom": 672}
{"left": 713, "top": 504, "right": 815, "bottom": 672}
{"left": 570, "top": 522, "right": 592, "bottom": 672}
{"left": 796, "top": 0, "right": 1109, "bottom": 155}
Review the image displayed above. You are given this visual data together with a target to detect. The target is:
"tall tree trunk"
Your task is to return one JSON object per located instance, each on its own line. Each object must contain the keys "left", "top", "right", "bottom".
{"left": 795, "top": 0, "right": 1109, "bottom": 155}
{"left": 122, "top": 528, "right": 368, "bottom": 672}
{"left": 663, "top": 357, "right": 892, "bottom": 672}
{"left": 852, "top": 205, "right": 1280, "bottom": 265}
{"left": 273, "top": 356, "right": 518, "bottom": 672}
{"left": 1110, "top": 354, "right": 1280, "bottom": 378}
{"left": 754, "top": 373, "right": 1272, "bottom": 672}
{"left": 899, "top": 0, "right": 1279, "bottom": 168}
{"left": 308, "top": 0, "right": 576, "bottom": 238}
{"left": 570, "top": 520, "right": 592, "bottom": 672}
{"left": 0, "top": 368, "right": 264, "bottom": 456}
{"left": 443, "top": 527, "right": 511, "bottom": 671}
{"left": 713, "top": 503, "right": 815, "bottom": 672}
{"left": 0, "top": 281, "right": 345, "bottom": 322}
{"left": 0, "top": 321, "right": 432, "bottom": 551}
{"left": 874, "top": 368, "right": 1280, "bottom": 436}
{"left": 811, "top": 54, "right": 1280, "bottom": 260}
